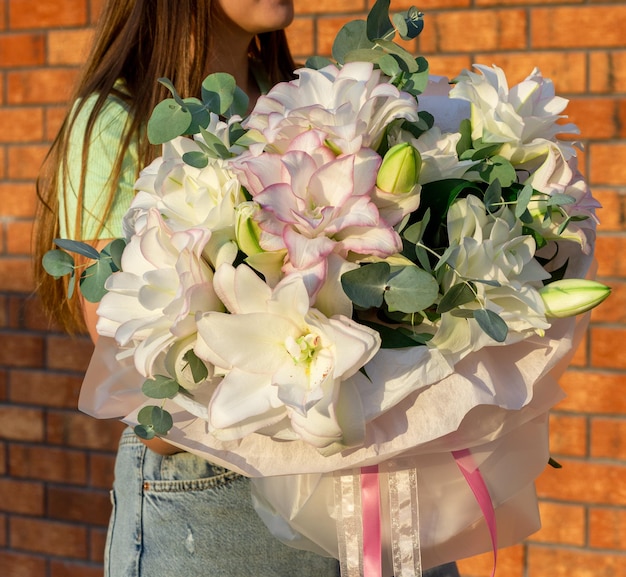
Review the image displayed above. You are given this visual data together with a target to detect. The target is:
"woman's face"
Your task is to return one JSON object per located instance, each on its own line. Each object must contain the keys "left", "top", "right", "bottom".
{"left": 216, "top": 0, "right": 294, "bottom": 36}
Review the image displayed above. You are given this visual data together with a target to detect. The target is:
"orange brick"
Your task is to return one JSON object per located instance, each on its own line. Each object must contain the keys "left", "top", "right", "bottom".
{"left": 590, "top": 143, "right": 626, "bottom": 187}
{"left": 532, "top": 502, "right": 586, "bottom": 546}
{"left": 286, "top": 17, "right": 315, "bottom": 59}
{"left": 50, "top": 561, "right": 103, "bottom": 577}
{"left": 5, "top": 221, "right": 33, "bottom": 255}
{"left": 9, "top": 369, "right": 83, "bottom": 408}
{"left": 0, "top": 331, "right": 43, "bottom": 367}
{"left": 589, "top": 507, "right": 626, "bottom": 550}
{"left": 0, "top": 552, "right": 46, "bottom": 577}
{"left": 549, "top": 413, "right": 587, "bottom": 457}
{"left": 568, "top": 330, "right": 587, "bottom": 368}
{"left": 0, "top": 512, "right": 5, "bottom": 546}
{"left": 88, "top": 452, "right": 117, "bottom": 489}
{"left": 0, "top": 478, "right": 44, "bottom": 515}
{"left": 620, "top": 99, "right": 626, "bottom": 138}
{"left": 456, "top": 543, "right": 524, "bottom": 577}
{"left": 9, "top": 444, "right": 87, "bottom": 483}
{"left": 0, "top": 182, "right": 37, "bottom": 217}
{"left": 590, "top": 51, "right": 626, "bottom": 94}
{"left": 9, "top": 294, "right": 62, "bottom": 332}
{"left": 8, "top": 68, "right": 77, "bottom": 105}
{"left": 594, "top": 189, "right": 626, "bottom": 233}
{"left": 317, "top": 16, "right": 356, "bottom": 57}
{"left": 47, "top": 29, "right": 93, "bottom": 65}
{"left": 46, "top": 411, "right": 125, "bottom": 451}
{"left": 0, "top": 442, "right": 5, "bottom": 475}
{"left": 294, "top": 0, "right": 366, "bottom": 14}
{"left": 472, "top": 52, "right": 586, "bottom": 94}
{"left": 0, "top": 108, "right": 44, "bottom": 142}
{"left": 8, "top": 0, "right": 88, "bottom": 29}
{"left": 532, "top": 6, "right": 626, "bottom": 49}
{"left": 47, "top": 486, "right": 111, "bottom": 526}
{"left": 419, "top": 10, "right": 527, "bottom": 54}
{"left": 0, "top": 370, "right": 7, "bottom": 400}
{"left": 45, "top": 333, "right": 93, "bottom": 372}
{"left": 565, "top": 98, "right": 619, "bottom": 140}
{"left": 45, "top": 105, "right": 69, "bottom": 140}
{"left": 590, "top": 327, "right": 626, "bottom": 370}
{"left": 393, "top": 0, "right": 469, "bottom": 8}
{"left": 0, "top": 146, "right": 5, "bottom": 179}
{"left": 10, "top": 517, "right": 88, "bottom": 558}
{"left": 8, "top": 144, "right": 49, "bottom": 179}
{"left": 591, "top": 418, "right": 626, "bottom": 459}
{"left": 418, "top": 55, "right": 473, "bottom": 80}
{"left": 0, "top": 33, "right": 45, "bottom": 66}
{"left": 89, "top": 0, "right": 106, "bottom": 23}
{"left": 594, "top": 236, "right": 626, "bottom": 277}
{"left": 536, "top": 459, "right": 626, "bottom": 505}
{"left": 527, "top": 544, "right": 626, "bottom": 577}
{"left": 89, "top": 527, "right": 107, "bottom": 563}
{"left": 557, "top": 370, "right": 626, "bottom": 414}
{"left": 0, "top": 405, "right": 44, "bottom": 441}
{"left": 0, "top": 258, "right": 35, "bottom": 292}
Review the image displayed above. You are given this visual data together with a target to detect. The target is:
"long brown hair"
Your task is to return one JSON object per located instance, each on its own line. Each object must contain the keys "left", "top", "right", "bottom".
{"left": 35, "top": 0, "right": 296, "bottom": 334}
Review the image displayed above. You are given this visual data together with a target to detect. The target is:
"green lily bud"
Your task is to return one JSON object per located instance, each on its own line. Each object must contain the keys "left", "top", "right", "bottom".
{"left": 540, "top": 279, "right": 611, "bottom": 318}
{"left": 376, "top": 143, "right": 422, "bottom": 194}
{"left": 235, "top": 201, "right": 264, "bottom": 256}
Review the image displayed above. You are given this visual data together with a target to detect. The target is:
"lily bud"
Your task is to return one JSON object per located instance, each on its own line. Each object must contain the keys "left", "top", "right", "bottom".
{"left": 235, "top": 201, "right": 264, "bottom": 256}
{"left": 376, "top": 143, "right": 422, "bottom": 194}
{"left": 540, "top": 279, "right": 611, "bottom": 318}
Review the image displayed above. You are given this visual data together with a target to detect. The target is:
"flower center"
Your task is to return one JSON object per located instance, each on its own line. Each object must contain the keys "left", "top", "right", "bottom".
{"left": 285, "top": 333, "right": 320, "bottom": 365}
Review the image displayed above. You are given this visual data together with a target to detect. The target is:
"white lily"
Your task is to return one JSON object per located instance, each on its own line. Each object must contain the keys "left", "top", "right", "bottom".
{"left": 194, "top": 263, "right": 381, "bottom": 451}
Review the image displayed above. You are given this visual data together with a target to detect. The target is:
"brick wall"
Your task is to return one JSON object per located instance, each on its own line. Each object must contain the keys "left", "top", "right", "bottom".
{"left": 0, "top": 0, "right": 623, "bottom": 575}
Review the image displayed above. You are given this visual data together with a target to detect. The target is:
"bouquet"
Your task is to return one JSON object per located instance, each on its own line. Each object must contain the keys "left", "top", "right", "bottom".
{"left": 44, "top": 1, "right": 609, "bottom": 575}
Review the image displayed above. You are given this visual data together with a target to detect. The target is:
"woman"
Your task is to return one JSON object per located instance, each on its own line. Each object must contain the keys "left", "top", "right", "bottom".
{"left": 35, "top": 1, "right": 460, "bottom": 575}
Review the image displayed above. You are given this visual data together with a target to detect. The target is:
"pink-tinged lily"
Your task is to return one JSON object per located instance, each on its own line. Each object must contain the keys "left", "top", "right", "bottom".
{"left": 194, "top": 263, "right": 381, "bottom": 452}
{"left": 234, "top": 131, "right": 402, "bottom": 296}
{"left": 245, "top": 61, "right": 419, "bottom": 155}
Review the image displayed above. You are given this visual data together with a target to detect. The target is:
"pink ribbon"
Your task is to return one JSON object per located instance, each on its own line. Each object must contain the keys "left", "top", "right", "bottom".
{"left": 453, "top": 449, "right": 497, "bottom": 577}
{"left": 360, "top": 465, "right": 382, "bottom": 577}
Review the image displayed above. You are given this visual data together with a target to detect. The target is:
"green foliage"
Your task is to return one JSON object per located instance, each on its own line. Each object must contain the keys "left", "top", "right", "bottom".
{"left": 147, "top": 73, "right": 248, "bottom": 146}
{"left": 183, "top": 349, "right": 209, "bottom": 383}
{"left": 135, "top": 405, "right": 174, "bottom": 438}
{"left": 143, "top": 375, "right": 181, "bottom": 399}
{"left": 42, "top": 238, "right": 125, "bottom": 302}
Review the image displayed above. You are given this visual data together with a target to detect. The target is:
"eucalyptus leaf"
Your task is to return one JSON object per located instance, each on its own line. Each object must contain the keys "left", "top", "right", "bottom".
{"left": 400, "top": 69, "right": 430, "bottom": 96}
{"left": 341, "top": 262, "right": 390, "bottom": 309}
{"left": 437, "top": 282, "right": 476, "bottom": 313}
{"left": 201, "top": 73, "right": 237, "bottom": 115}
{"left": 183, "top": 349, "right": 209, "bottom": 383}
{"left": 148, "top": 99, "right": 192, "bottom": 144}
{"left": 157, "top": 77, "right": 186, "bottom": 107}
{"left": 42, "top": 250, "right": 75, "bottom": 278}
{"left": 79, "top": 260, "right": 113, "bottom": 302}
{"left": 515, "top": 184, "right": 534, "bottom": 218}
{"left": 434, "top": 244, "right": 457, "bottom": 272}
{"left": 401, "top": 8, "right": 425, "bottom": 39}
{"left": 367, "top": 0, "right": 394, "bottom": 41}
{"left": 151, "top": 407, "right": 174, "bottom": 435}
{"left": 143, "top": 375, "right": 180, "bottom": 399}
{"left": 104, "top": 238, "right": 126, "bottom": 271}
{"left": 483, "top": 180, "right": 502, "bottom": 212}
{"left": 474, "top": 308, "right": 508, "bottom": 342}
{"left": 183, "top": 151, "right": 209, "bottom": 168}
{"left": 199, "top": 126, "right": 231, "bottom": 159}
{"left": 185, "top": 99, "right": 211, "bottom": 134}
{"left": 67, "top": 270, "right": 76, "bottom": 300}
{"left": 546, "top": 193, "right": 576, "bottom": 207}
{"left": 455, "top": 119, "right": 473, "bottom": 157}
{"left": 377, "top": 54, "right": 403, "bottom": 77}
{"left": 227, "top": 86, "right": 250, "bottom": 118}
{"left": 384, "top": 266, "right": 439, "bottom": 313}
{"left": 54, "top": 238, "right": 100, "bottom": 260}
{"left": 392, "top": 13, "right": 409, "bottom": 39}
{"left": 374, "top": 39, "right": 418, "bottom": 72}
{"left": 306, "top": 56, "right": 334, "bottom": 70}
{"left": 478, "top": 155, "right": 516, "bottom": 187}
{"left": 332, "top": 20, "right": 374, "bottom": 64}
{"left": 133, "top": 424, "right": 155, "bottom": 440}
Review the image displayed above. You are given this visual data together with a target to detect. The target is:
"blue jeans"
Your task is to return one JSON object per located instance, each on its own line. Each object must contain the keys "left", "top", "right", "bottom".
{"left": 105, "top": 428, "right": 459, "bottom": 577}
